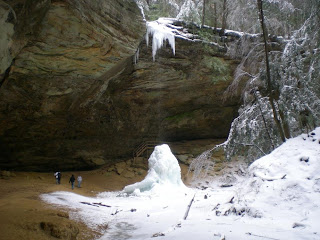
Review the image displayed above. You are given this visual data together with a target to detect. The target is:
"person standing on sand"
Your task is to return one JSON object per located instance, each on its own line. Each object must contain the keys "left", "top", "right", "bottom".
{"left": 69, "top": 174, "right": 75, "bottom": 190}
{"left": 77, "top": 175, "right": 82, "bottom": 188}
{"left": 54, "top": 172, "right": 59, "bottom": 184}
{"left": 54, "top": 172, "right": 61, "bottom": 184}
{"left": 57, "top": 172, "right": 61, "bottom": 184}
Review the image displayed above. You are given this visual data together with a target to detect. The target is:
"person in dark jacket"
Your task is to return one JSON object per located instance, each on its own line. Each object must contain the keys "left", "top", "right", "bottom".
{"left": 57, "top": 172, "right": 61, "bottom": 184}
{"left": 69, "top": 174, "right": 75, "bottom": 190}
{"left": 54, "top": 172, "right": 61, "bottom": 184}
{"left": 54, "top": 172, "right": 59, "bottom": 184}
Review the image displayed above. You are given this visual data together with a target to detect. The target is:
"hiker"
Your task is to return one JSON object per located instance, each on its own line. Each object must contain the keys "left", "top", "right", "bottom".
{"left": 69, "top": 174, "right": 75, "bottom": 190}
{"left": 54, "top": 172, "right": 59, "bottom": 184}
{"left": 77, "top": 175, "right": 82, "bottom": 188}
{"left": 57, "top": 172, "right": 61, "bottom": 184}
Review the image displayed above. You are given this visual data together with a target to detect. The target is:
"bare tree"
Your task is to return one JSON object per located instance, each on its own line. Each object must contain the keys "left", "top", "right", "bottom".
{"left": 257, "top": 0, "right": 289, "bottom": 142}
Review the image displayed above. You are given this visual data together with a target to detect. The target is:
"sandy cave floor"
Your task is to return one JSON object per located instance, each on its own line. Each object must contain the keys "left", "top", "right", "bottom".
{"left": 0, "top": 164, "right": 191, "bottom": 240}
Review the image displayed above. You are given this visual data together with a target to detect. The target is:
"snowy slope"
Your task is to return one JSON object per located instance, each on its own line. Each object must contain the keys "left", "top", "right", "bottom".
{"left": 41, "top": 129, "right": 320, "bottom": 240}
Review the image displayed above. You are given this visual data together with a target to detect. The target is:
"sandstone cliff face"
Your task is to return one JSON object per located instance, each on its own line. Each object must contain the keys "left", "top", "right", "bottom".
{"left": 0, "top": 1, "right": 241, "bottom": 171}
{"left": 0, "top": 0, "right": 145, "bottom": 170}
{"left": 113, "top": 37, "right": 239, "bottom": 142}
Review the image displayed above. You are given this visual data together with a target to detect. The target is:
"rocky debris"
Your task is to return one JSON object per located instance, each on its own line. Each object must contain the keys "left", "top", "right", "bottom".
{"left": 0, "top": 170, "right": 16, "bottom": 179}
{"left": 152, "top": 232, "right": 165, "bottom": 237}
{"left": 300, "top": 156, "right": 309, "bottom": 163}
{"left": 103, "top": 159, "right": 147, "bottom": 178}
{"left": 40, "top": 221, "right": 79, "bottom": 240}
{"left": 176, "top": 154, "right": 192, "bottom": 165}
{"left": 135, "top": 168, "right": 147, "bottom": 176}
{"left": 56, "top": 212, "right": 69, "bottom": 219}
{"left": 123, "top": 170, "right": 136, "bottom": 179}
{"left": 115, "top": 162, "right": 127, "bottom": 175}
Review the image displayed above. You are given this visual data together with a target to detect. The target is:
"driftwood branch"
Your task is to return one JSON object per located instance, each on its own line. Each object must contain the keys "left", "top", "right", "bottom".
{"left": 228, "top": 196, "right": 235, "bottom": 204}
{"left": 246, "top": 232, "right": 279, "bottom": 240}
{"left": 253, "top": 172, "right": 286, "bottom": 181}
{"left": 184, "top": 193, "right": 196, "bottom": 220}
{"left": 80, "top": 202, "right": 111, "bottom": 208}
{"left": 111, "top": 209, "right": 122, "bottom": 215}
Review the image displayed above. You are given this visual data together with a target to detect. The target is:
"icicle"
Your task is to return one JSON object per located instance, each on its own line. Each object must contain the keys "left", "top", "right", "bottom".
{"left": 146, "top": 19, "right": 176, "bottom": 61}
{"left": 134, "top": 48, "right": 140, "bottom": 64}
{"left": 135, "top": 0, "right": 146, "bottom": 22}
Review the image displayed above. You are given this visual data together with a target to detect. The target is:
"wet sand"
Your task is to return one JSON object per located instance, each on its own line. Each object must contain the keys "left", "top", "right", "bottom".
{"left": 0, "top": 164, "right": 190, "bottom": 240}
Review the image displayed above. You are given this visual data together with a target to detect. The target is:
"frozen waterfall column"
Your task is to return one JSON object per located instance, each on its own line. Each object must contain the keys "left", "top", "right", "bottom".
{"left": 145, "top": 19, "right": 176, "bottom": 61}
{"left": 123, "top": 144, "right": 185, "bottom": 194}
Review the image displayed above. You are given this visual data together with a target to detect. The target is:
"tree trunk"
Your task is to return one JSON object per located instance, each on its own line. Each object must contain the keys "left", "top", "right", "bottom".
{"left": 202, "top": 0, "right": 206, "bottom": 26}
{"left": 214, "top": 2, "right": 217, "bottom": 29}
{"left": 221, "top": 0, "right": 228, "bottom": 32}
{"left": 257, "top": 0, "right": 286, "bottom": 143}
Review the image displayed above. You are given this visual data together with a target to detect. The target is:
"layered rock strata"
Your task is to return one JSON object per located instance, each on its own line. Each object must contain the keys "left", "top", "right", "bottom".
{"left": 0, "top": 1, "right": 241, "bottom": 171}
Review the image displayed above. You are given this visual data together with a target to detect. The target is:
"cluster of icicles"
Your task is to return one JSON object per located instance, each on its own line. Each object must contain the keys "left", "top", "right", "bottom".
{"left": 146, "top": 18, "right": 176, "bottom": 61}
{"left": 135, "top": 18, "right": 176, "bottom": 62}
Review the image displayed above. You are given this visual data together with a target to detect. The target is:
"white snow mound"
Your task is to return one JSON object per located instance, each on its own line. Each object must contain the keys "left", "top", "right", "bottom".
{"left": 123, "top": 144, "right": 185, "bottom": 194}
{"left": 215, "top": 128, "right": 320, "bottom": 233}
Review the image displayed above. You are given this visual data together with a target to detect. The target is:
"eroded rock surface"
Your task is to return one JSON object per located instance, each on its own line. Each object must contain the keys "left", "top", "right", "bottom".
{"left": 0, "top": 1, "right": 241, "bottom": 171}
{"left": 0, "top": 0, "right": 145, "bottom": 170}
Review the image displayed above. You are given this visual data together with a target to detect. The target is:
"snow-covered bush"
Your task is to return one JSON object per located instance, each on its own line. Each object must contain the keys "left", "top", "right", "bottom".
{"left": 176, "top": 0, "right": 202, "bottom": 24}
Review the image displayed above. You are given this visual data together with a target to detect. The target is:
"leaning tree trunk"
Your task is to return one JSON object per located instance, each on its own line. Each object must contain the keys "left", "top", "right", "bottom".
{"left": 257, "top": 0, "right": 287, "bottom": 143}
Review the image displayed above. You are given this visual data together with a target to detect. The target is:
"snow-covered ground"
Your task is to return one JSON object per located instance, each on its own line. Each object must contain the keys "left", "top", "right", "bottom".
{"left": 41, "top": 129, "right": 320, "bottom": 240}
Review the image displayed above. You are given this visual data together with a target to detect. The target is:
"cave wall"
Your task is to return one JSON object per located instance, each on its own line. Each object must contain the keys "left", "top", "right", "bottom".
{"left": 0, "top": 0, "right": 145, "bottom": 170}
{"left": 0, "top": 0, "right": 242, "bottom": 171}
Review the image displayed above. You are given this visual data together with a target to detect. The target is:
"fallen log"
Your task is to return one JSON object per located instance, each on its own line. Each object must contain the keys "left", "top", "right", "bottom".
{"left": 80, "top": 201, "right": 111, "bottom": 207}
{"left": 184, "top": 193, "right": 196, "bottom": 220}
{"left": 80, "top": 201, "right": 99, "bottom": 207}
{"left": 93, "top": 202, "right": 111, "bottom": 207}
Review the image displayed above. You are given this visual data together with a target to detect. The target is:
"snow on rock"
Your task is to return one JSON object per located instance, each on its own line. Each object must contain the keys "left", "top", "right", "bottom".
{"left": 123, "top": 144, "right": 185, "bottom": 194}
{"left": 214, "top": 128, "right": 320, "bottom": 235}
{"left": 146, "top": 18, "right": 176, "bottom": 61}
